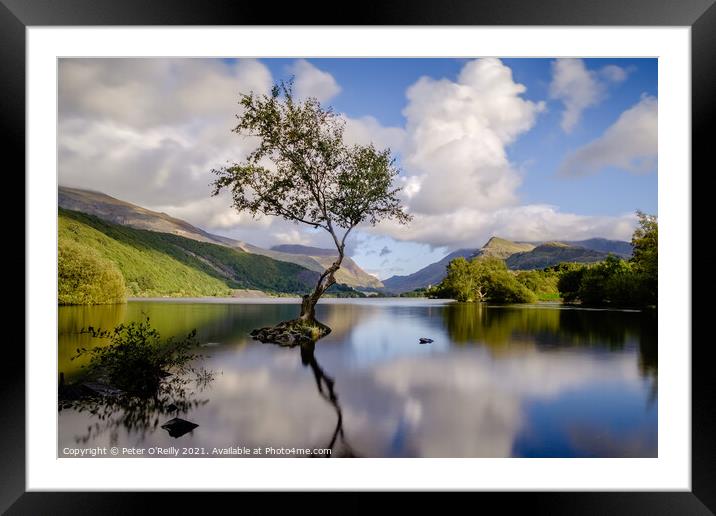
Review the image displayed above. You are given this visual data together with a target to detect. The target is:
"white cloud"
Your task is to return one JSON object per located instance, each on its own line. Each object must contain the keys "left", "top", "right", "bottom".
{"left": 401, "top": 58, "right": 545, "bottom": 215}
{"left": 560, "top": 95, "right": 657, "bottom": 176}
{"left": 362, "top": 58, "right": 640, "bottom": 250}
{"left": 152, "top": 194, "right": 266, "bottom": 231}
{"left": 487, "top": 205, "right": 638, "bottom": 242}
{"left": 549, "top": 60, "right": 631, "bottom": 133}
{"left": 59, "top": 57, "right": 647, "bottom": 261}
{"left": 549, "top": 58, "right": 604, "bottom": 133}
{"left": 600, "top": 64, "right": 629, "bottom": 83}
{"left": 372, "top": 205, "right": 637, "bottom": 249}
{"left": 343, "top": 115, "right": 406, "bottom": 152}
{"left": 59, "top": 58, "right": 275, "bottom": 208}
{"left": 289, "top": 59, "right": 341, "bottom": 103}
{"left": 151, "top": 193, "right": 338, "bottom": 249}
{"left": 59, "top": 58, "right": 273, "bottom": 128}
{"left": 58, "top": 58, "right": 351, "bottom": 251}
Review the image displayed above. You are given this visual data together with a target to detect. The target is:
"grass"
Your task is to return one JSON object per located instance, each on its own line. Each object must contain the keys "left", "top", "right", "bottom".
{"left": 59, "top": 208, "right": 319, "bottom": 300}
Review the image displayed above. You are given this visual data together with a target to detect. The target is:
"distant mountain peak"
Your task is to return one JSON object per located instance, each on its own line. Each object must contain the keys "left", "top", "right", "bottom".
{"left": 382, "top": 234, "right": 632, "bottom": 294}
{"left": 476, "top": 236, "right": 535, "bottom": 259}
{"left": 483, "top": 236, "right": 513, "bottom": 246}
{"left": 270, "top": 244, "right": 382, "bottom": 288}
{"left": 58, "top": 186, "right": 383, "bottom": 289}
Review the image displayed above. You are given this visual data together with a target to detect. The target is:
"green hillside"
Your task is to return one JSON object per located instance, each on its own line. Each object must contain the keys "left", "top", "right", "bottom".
{"left": 506, "top": 242, "right": 608, "bottom": 270}
{"left": 59, "top": 208, "right": 319, "bottom": 302}
{"left": 59, "top": 186, "right": 383, "bottom": 289}
{"left": 476, "top": 237, "right": 535, "bottom": 259}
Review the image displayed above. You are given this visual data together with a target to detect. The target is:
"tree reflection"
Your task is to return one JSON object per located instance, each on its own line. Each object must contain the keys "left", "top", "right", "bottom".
{"left": 298, "top": 341, "right": 358, "bottom": 457}
{"left": 443, "top": 303, "right": 560, "bottom": 348}
{"left": 444, "top": 303, "right": 655, "bottom": 350}
{"left": 637, "top": 309, "right": 658, "bottom": 407}
{"left": 442, "top": 303, "right": 658, "bottom": 387}
{"left": 59, "top": 371, "right": 213, "bottom": 446}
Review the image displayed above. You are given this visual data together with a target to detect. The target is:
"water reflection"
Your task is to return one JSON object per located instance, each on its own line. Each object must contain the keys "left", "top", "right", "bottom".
{"left": 58, "top": 300, "right": 657, "bottom": 457}
{"left": 442, "top": 302, "right": 652, "bottom": 350}
{"left": 299, "top": 341, "right": 357, "bottom": 457}
{"left": 441, "top": 303, "right": 657, "bottom": 398}
{"left": 60, "top": 370, "right": 213, "bottom": 446}
{"left": 59, "top": 379, "right": 209, "bottom": 445}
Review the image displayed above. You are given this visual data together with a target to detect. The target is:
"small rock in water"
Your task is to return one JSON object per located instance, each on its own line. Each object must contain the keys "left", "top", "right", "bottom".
{"left": 419, "top": 338, "right": 434, "bottom": 344}
{"left": 161, "top": 417, "right": 199, "bottom": 438}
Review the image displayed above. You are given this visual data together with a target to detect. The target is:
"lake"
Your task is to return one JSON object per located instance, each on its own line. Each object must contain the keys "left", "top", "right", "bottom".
{"left": 58, "top": 298, "right": 657, "bottom": 458}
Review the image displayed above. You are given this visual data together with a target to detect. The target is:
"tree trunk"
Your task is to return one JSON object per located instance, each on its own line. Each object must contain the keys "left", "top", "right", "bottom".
{"left": 300, "top": 294, "right": 317, "bottom": 321}
{"left": 299, "top": 251, "right": 344, "bottom": 322}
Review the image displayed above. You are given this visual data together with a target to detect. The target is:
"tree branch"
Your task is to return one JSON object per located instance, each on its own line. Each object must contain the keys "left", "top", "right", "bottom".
{"left": 340, "top": 225, "right": 356, "bottom": 249}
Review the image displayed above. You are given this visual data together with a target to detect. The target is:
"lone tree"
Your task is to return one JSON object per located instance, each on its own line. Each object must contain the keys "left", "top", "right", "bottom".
{"left": 212, "top": 81, "right": 411, "bottom": 331}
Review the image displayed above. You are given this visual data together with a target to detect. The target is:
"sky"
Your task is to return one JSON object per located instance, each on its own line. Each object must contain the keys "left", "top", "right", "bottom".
{"left": 58, "top": 57, "right": 657, "bottom": 280}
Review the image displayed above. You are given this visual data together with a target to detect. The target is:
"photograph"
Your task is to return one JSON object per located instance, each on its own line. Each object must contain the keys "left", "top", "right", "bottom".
{"left": 56, "top": 56, "right": 658, "bottom": 459}
{"left": 7, "top": 0, "right": 707, "bottom": 506}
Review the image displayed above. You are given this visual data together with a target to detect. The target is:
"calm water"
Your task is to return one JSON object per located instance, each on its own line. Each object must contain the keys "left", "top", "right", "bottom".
{"left": 58, "top": 299, "right": 657, "bottom": 458}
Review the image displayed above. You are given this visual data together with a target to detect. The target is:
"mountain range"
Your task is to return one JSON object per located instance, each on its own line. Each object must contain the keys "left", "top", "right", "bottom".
{"left": 59, "top": 208, "right": 320, "bottom": 297}
{"left": 59, "top": 186, "right": 631, "bottom": 297}
{"left": 59, "top": 187, "right": 382, "bottom": 290}
{"left": 505, "top": 242, "right": 611, "bottom": 270}
{"left": 382, "top": 237, "right": 533, "bottom": 294}
{"left": 382, "top": 236, "right": 632, "bottom": 294}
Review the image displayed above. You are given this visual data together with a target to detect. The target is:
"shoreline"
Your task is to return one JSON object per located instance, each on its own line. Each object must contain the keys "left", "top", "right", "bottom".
{"left": 125, "top": 296, "right": 454, "bottom": 305}
{"left": 119, "top": 297, "right": 644, "bottom": 312}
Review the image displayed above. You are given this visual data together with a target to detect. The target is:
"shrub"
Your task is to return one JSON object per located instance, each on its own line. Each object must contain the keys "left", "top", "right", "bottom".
{"left": 58, "top": 239, "right": 126, "bottom": 305}
{"left": 73, "top": 317, "right": 203, "bottom": 396}
{"left": 439, "top": 256, "right": 537, "bottom": 303}
{"left": 487, "top": 272, "right": 538, "bottom": 303}
{"left": 555, "top": 254, "right": 653, "bottom": 308}
{"left": 556, "top": 263, "right": 591, "bottom": 303}
{"left": 578, "top": 255, "right": 633, "bottom": 306}
{"left": 63, "top": 319, "right": 214, "bottom": 441}
{"left": 515, "top": 269, "right": 560, "bottom": 300}
{"left": 606, "top": 271, "right": 649, "bottom": 307}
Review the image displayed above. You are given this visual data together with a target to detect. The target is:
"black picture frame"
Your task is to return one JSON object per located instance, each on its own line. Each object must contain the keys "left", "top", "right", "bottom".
{"left": 5, "top": 0, "right": 709, "bottom": 512}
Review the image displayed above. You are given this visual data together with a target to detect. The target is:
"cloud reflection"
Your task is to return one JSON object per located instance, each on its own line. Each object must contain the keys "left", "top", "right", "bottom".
{"left": 59, "top": 301, "right": 657, "bottom": 457}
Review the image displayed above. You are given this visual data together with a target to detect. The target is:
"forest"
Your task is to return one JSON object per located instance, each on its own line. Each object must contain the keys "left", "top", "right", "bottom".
{"left": 430, "top": 212, "right": 657, "bottom": 308}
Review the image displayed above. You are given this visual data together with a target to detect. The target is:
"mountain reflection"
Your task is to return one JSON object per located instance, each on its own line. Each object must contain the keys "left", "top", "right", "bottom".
{"left": 59, "top": 300, "right": 657, "bottom": 458}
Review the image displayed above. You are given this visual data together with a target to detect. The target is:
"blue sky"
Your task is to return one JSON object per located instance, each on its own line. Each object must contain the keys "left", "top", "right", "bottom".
{"left": 261, "top": 58, "right": 658, "bottom": 278}
{"left": 259, "top": 58, "right": 657, "bottom": 217}
{"left": 59, "top": 57, "right": 658, "bottom": 280}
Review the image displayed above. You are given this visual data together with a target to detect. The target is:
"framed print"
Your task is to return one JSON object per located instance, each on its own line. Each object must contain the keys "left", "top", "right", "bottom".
{"left": 6, "top": 0, "right": 711, "bottom": 512}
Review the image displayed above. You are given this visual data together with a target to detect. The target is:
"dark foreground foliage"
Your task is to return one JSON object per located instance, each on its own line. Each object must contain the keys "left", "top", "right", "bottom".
{"left": 60, "top": 318, "right": 214, "bottom": 443}
{"left": 72, "top": 317, "right": 206, "bottom": 395}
